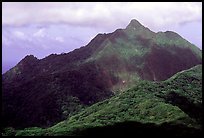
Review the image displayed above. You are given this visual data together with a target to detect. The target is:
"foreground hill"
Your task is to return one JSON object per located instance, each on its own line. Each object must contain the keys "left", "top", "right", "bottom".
{"left": 2, "top": 19, "right": 202, "bottom": 128}
{"left": 3, "top": 64, "right": 202, "bottom": 136}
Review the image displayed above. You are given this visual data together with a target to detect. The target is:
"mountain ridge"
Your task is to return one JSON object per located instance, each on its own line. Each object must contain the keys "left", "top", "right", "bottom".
{"left": 2, "top": 19, "right": 202, "bottom": 129}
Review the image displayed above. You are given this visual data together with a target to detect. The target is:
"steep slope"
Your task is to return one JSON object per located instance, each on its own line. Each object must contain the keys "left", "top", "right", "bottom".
{"left": 2, "top": 19, "right": 202, "bottom": 129}
{"left": 5, "top": 65, "right": 202, "bottom": 136}
{"left": 85, "top": 20, "right": 201, "bottom": 82}
{"left": 161, "top": 65, "right": 202, "bottom": 123}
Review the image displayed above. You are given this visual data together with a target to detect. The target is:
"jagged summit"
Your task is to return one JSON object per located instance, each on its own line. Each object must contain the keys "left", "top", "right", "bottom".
{"left": 18, "top": 55, "right": 38, "bottom": 65}
{"left": 22, "top": 55, "right": 38, "bottom": 60}
{"left": 126, "top": 19, "right": 144, "bottom": 29}
{"left": 124, "top": 19, "right": 155, "bottom": 39}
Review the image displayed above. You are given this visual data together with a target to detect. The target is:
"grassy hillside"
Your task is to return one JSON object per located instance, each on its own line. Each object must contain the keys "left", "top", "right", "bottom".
{"left": 3, "top": 64, "right": 201, "bottom": 136}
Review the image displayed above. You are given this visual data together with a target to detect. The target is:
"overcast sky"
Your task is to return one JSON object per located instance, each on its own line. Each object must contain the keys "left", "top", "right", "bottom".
{"left": 2, "top": 2, "right": 202, "bottom": 73}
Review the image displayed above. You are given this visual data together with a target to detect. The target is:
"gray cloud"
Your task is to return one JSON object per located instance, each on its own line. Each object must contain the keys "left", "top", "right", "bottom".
{"left": 2, "top": 2, "right": 202, "bottom": 31}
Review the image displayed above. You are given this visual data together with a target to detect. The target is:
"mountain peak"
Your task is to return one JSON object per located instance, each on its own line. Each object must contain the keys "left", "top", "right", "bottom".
{"left": 18, "top": 55, "right": 38, "bottom": 66}
{"left": 126, "top": 19, "right": 144, "bottom": 29}
{"left": 23, "top": 55, "right": 38, "bottom": 61}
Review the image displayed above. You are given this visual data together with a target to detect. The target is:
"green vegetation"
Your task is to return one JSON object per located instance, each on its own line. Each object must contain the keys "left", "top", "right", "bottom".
{"left": 88, "top": 39, "right": 147, "bottom": 61}
{"left": 2, "top": 19, "right": 202, "bottom": 135}
{"left": 154, "top": 32, "right": 202, "bottom": 59}
{"left": 57, "top": 96, "right": 85, "bottom": 120}
{"left": 2, "top": 127, "right": 16, "bottom": 136}
{"left": 161, "top": 65, "right": 202, "bottom": 106}
{"left": 8, "top": 65, "right": 202, "bottom": 136}
{"left": 162, "top": 65, "right": 202, "bottom": 123}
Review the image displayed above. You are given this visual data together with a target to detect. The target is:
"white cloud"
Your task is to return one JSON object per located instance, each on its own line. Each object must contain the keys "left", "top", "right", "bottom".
{"left": 13, "top": 31, "right": 26, "bottom": 40}
{"left": 33, "top": 28, "right": 46, "bottom": 37}
{"left": 55, "top": 36, "right": 64, "bottom": 43}
{"left": 2, "top": 2, "right": 202, "bottom": 31}
{"left": 2, "top": 35, "right": 11, "bottom": 46}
